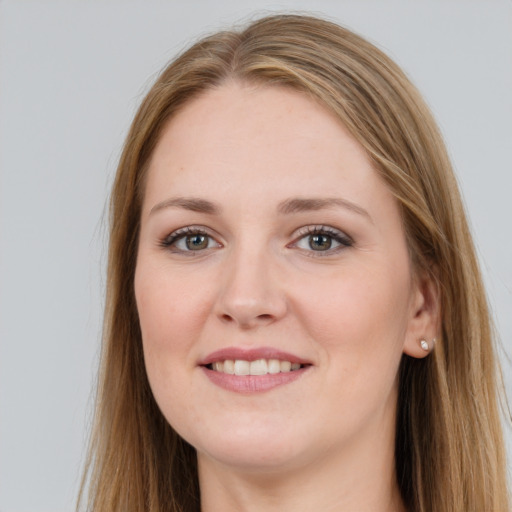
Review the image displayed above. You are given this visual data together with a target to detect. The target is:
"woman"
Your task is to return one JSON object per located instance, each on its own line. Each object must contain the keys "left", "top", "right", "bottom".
{"left": 79, "top": 14, "right": 510, "bottom": 512}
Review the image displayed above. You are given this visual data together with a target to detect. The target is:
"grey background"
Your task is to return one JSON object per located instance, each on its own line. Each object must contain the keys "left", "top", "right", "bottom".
{"left": 0, "top": 1, "right": 510, "bottom": 510}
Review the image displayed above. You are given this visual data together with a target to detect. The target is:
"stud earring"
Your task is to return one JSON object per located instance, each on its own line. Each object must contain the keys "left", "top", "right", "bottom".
{"left": 420, "top": 337, "right": 437, "bottom": 352}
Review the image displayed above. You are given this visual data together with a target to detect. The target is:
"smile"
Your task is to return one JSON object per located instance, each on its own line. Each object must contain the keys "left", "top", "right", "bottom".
{"left": 207, "top": 359, "right": 303, "bottom": 375}
{"left": 199, "top": 347, "right": 312, "bottom": 393}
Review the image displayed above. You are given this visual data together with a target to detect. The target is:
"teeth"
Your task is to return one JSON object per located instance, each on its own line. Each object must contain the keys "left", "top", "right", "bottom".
{"left": 250, "top": 359, "right": 268, "bottom": 375}
{"left": 234, "top": 360, "right": 250, "bottom": 376}
{"left": 280, "top": 361, "right": 291, "bottom": 372}
{"left": 268, "top": 359, "right": 281, "bottom": 374}
{"left": 210, "top": 359, "right": 303, "bottom": 375}
{"left": 223, "top": 360, "right": 234, "bottom": 374}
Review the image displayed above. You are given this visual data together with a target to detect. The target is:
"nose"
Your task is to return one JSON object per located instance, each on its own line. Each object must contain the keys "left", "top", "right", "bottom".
{"left": 214, "top": 246, "right": 287, "bottom": 329}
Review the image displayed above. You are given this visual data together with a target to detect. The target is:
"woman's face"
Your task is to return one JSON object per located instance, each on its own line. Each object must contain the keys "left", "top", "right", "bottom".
{"left": 135, "top": 82, "right": 431, "bottom": 473}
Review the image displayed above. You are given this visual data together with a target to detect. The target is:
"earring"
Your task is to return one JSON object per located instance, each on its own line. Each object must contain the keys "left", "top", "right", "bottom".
{"left": 420, "top": 337, "right": 437, "bottom": 352}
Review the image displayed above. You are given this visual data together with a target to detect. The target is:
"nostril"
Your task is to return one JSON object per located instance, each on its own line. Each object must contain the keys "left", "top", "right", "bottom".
{"left": 220, "top": 314, "right": 234, "bottom": 323}
{"left": 218, "top": 312, "right": 275, "bottom": 328}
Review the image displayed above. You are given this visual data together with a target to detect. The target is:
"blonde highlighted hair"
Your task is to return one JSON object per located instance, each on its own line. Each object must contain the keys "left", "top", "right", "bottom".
{"left": 79, "top": 14, "right": 510, "bottom": 512}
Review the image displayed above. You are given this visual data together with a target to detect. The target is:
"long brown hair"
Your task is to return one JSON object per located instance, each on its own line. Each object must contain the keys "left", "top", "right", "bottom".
{"left": 79, "top": 14, "right": 510, "bottom": 512}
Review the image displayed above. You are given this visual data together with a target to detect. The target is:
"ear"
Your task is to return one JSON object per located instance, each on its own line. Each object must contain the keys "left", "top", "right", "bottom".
{"left": 402, "top": 269, "right": 441, "bottom": 358}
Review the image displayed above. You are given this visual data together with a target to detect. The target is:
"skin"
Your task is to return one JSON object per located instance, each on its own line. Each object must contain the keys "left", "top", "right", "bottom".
{"left": 135, "top": 82, "right": 438, "bottom": 512}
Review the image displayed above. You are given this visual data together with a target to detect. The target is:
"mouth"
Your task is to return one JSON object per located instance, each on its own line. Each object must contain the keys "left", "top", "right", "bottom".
{"left": 205, "top": 359, "right": 306, "bottom": 375}
{"left": 199, "top": 347, "right": 312, "bottom": 393}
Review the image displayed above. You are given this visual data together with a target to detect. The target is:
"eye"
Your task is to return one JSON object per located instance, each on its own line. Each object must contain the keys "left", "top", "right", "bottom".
{"left": 176, "top": 233, "right": 215, "bottom": 251}
{"left": 161, "top": 227, "right": 221, "bottom": 253}
{"left": 292, "top": 226, "right": 353, "bottom": 254}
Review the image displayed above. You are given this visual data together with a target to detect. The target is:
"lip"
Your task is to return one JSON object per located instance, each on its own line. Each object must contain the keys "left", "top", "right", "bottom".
{"left": 198, "top": 346, "right": 311, "bottom": 366}
{"left": 198, "top": 346, "right": 312, "bottom": 394}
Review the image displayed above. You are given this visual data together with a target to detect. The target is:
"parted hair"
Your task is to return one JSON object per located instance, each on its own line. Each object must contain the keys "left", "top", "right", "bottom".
{"left": 78, "top": 14, "right": 510, "bottom": 512}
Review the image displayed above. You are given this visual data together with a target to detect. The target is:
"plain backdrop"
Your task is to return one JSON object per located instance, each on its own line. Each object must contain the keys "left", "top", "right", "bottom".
{"left": 0, "top": 1, "right": 511, "bottom": 510}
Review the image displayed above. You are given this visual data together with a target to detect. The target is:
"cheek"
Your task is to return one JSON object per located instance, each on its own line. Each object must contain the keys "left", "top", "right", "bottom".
{"left": 134, "top": 260, "right": 215, "bottom": 351}
{"left": 134, "top": 261, "right": 212, "bottom": 425}
{"left": 309, "top": 274, "right": 407, "bottom": 328}
{"left": 133, "top": 260, "right": 210, "bottom": 414}
{"left": 291, "top": 264, "right": 412, "bottom": 366}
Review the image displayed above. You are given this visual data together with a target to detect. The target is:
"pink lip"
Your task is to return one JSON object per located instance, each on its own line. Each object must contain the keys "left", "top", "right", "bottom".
{"left": 201, "top": 367, "right": 309, "bottom": 393}
{"left": 198, "top": 346, "right": 310, "bottom": 366}
{"left": 198, "top": 346, "right": 312, "bottom": 394}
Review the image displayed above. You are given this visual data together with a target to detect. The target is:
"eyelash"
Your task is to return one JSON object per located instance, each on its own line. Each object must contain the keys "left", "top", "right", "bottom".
{"left": 160, "top": 226, "right": 219, "bottom": 255}
{"left": 290, "top": 225, "right": 353, "bottom": 256}
{"left": 159, "top": 225, "right": 353, "bottom": 256}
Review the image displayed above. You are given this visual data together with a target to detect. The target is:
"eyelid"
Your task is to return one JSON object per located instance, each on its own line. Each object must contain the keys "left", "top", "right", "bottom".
{"left": 160, "top": 225, "right": 222, "bottom": 253}
{"left": 158, "top": 224, "right": 352, "bottom": 256}
{"left": 292, "top": 224, "right": 349, "bottom": 238}
{"left": 289, "top": 224, "right": 353, "bottom": 255}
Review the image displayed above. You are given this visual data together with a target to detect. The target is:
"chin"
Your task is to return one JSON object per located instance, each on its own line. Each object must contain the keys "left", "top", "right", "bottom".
{"left": 187, "top": 421, "right": 312, "bottom": 473}
{"left": 201, "top": 443, "right": 306, "bottom": 474}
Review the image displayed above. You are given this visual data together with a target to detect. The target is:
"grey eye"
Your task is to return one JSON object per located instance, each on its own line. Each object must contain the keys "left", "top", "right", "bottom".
{"left": 308, "top": 234, "right": 333, "bottom": 251}
{"left": 185, "top": 234, "right": 209, "bottom": 250}
{"left": 295, "top": 233, "right": 342, "bottom": 252}
{"left": 173, "top": 233, "right": 218, "bottom": 251}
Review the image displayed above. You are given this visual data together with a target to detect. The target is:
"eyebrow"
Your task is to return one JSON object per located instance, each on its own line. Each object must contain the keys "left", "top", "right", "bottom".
{"left": 277, "top": 197, "right": 372, "bottom": 221}
{"left": 149, "top": 195, "right": 371, "bottom": 221}
{"left": 149, "top": 197, "right": 220, "bottom": 216}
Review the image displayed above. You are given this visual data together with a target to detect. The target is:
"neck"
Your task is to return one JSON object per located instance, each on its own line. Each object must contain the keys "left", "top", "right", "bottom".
{"left": 198, "top": 396, "right": 405, "bottom": 512}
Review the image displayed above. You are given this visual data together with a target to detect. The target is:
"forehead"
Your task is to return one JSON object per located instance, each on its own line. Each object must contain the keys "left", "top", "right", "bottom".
{"left": 152, "top": 82, "right": 361, "bottom": 160}
{"left": 143, "top": 82, "right": 393, "bottom": 219}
